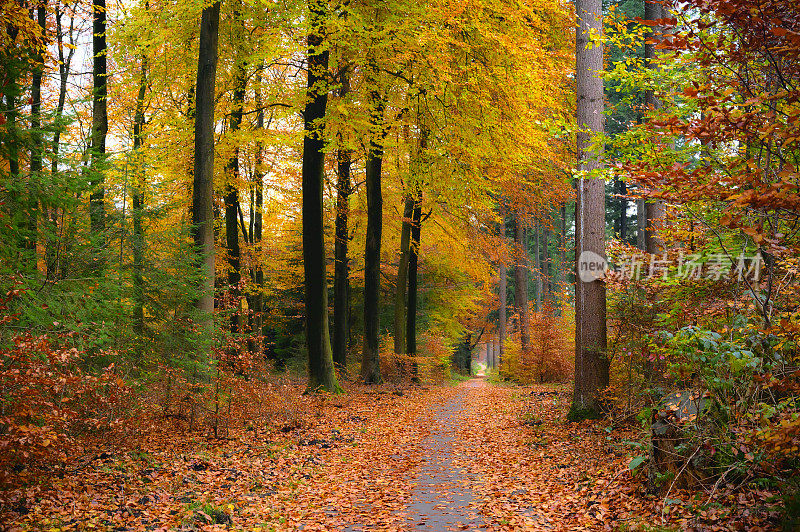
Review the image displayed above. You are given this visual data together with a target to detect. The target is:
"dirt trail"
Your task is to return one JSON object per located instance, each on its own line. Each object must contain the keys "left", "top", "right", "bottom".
{"left": 404, "top": 378, "right": 488, "bottom": 531}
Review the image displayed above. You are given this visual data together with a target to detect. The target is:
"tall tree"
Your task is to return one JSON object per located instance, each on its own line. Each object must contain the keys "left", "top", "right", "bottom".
{"left": 643, "top": 0, "right": 666, "bottom": 254}
{"left": 191, "top": 0, "right": 221, "bottom": 322}
{"left": 224, "top": 43, "right": 245, "bottom": 340}
{"left": 534, "top": 221, "right": 542, "bottom": 311}
{"left": 406, "top": 187, "right": 422, "bottom": 380}
{"left": 394, "top": 195, "right": 414, "bottom": 356}
{"left": 514, "top": 215, "right": 529, "bottom": 351}
{"left": 302, "top": 0, "right": 341, "bottom": 393}
{"left": 46, "top": 5, "right": 76, "bottom": 279}
{"left": 90, "top": 0, "right": 108, "bottom": 271}
{"left": 28, "top": 3, "right": 46, "bottom": 267}
{"left": 498, "top": 219, "right": 507, "bottom": 365}
{"left": 571, "top": 0, "right": 609, "bottom": 420}
{"left": 132, "top": 54, "right": 147, "bottom": 341}
{"left": 360, "top": 76, "right": 386, "bottom": 385}
{"left": 252, "top": 67, "right": 265, "bottom": 355}
{"left": 332, "top": 67, "right": 352, "bottom": 371}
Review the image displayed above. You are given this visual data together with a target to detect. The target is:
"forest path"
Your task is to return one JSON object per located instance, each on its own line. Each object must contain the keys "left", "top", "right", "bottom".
{"left": 8, "top": 377, "right": 775, "bottom": 531}
{"left": 403, "top": 378, "right": 488, "bottom": 531}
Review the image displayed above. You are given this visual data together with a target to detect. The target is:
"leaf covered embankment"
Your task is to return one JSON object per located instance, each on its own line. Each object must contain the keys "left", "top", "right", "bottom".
{"left": 462, "top": 384, "right": 782, "bottom": 531}
{"left": 5, "top": 382, "right": 457, "bottom": 531}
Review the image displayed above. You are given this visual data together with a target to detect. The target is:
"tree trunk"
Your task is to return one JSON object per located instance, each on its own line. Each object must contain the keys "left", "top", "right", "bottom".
{"left": 514, "top": 215, "right": 529, "bottom": 351}
{"left": 224, "top": 55, "right": 245, "bottom": 340}
{"left": 407, "top": 189, "right": 422, "bottom": 380}
{"left": 559, "top": 204, "right": 566, "bottom": 297}
{"left": 618, "top": 179, "right": 628, "bottom": 242}
{"left": 360, "top": 86, "right": 386, "bottom": 385}
{"left": 254, "top": 68, "right": 265, "bottom": 356}
{"left": 543, "top": 222, "right": 552, "bottom": 304}
{"left": 535, "top": 222, "right": 542, "bottom": 312}
{"left": 498, "top": 219, "right": 506, "bottom": 366}
{"left": 191, "top": 1, "right": 221, "bottom": 323}
{"left": 571, "top": 0, "right": 609, "bottom": 421}
{"left": 394, "top": 196, "right": 414, "bottom": 355}
{"left": 132, "top": 55, "right": 147, "bottom": 341}
{"left": 643, "top": 0, "right": 666, "bottom": 255}
{"left": 637, "top": 199, "right": 646, "bottom": 251}
{"left": 302, "top": 0, "right": 341, "bottom": 393}
{"left": 89, "top": 0, "right": 108, "bottom": 272}
{"left": 47, "top": 6, "right": 76, "bottom": 280}
{"left": 27, "top": 4, "right": 46, "bottom": 269}
{"left": 333, "top": 68, "right": 352, "bottom": 371}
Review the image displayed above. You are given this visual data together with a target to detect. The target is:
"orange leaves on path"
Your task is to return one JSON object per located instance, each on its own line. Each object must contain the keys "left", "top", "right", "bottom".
{"left": 463, "top": 384, "right": 782, "bottom": 531}
{"left": 4, "top": 380, "right": 783, "bottom": 531}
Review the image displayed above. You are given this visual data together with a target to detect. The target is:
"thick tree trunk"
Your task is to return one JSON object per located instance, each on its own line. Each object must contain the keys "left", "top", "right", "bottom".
{"left": 543, "top": 223, "right": 552, "bottom": 303}
{"left": 46, "top": 7, "right": 75, "bottom": 279}
{"left": 89, "top": 0, "right": 108, "bottom": 272}
{"left": 394, "top": 196, "right": 414, "bottom": 355}
{"left": 498, "top": 219, "right": 506, "bottom": 365}
{"left": 560, "top": 205, "right": 567, "bottom": 296}
{"left": 333, "top": 70, "right": 352, "bottom": 371}
{"left": 224, "top": 57, "right": 245, "bottom": 339}
{"left": 571, "top": 0, "right": 609, "bottom": 421}
{"left": 27, "top": 4, "right": 46, "bottom": 268}
{"left": 132, "top": 55, "right": 147, "bottom": 340}
{"left": 407, "top": 189, "right": 422, "bottom": 379}
{"left": 514, "top": 215, "right": 529, "bottom": 351}
{"left": 360, "top": 87, "right": 385, "bottom": 385}
{"left": 643, "top": 0, "right": 666, "bottom": 255}
{"left": 254, "top": 70, "right": 265, "bottom": 355}
{"left": 191, "top": 1, "right": 221, "bottom": 322}
{"left": 637, "top": 199, "right": 647, "bottom": 250}
{"left": 302, "top": 0, "right": 341, "bottom": 393}
{"left": 535, "top": 222, "right": 542, "bottom": 312}
{"left": 618, "top": 179, "right": 628, "bottom": 242}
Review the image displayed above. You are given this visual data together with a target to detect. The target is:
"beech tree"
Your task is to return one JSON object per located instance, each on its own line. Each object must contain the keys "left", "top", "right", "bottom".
{"left": 642, "top": 0, "right": 666, "bottom": 255}
{"left": 89, "top": 0, "right": 108, "bottom": 271}
{"left": 302, "top": 0, "right": 341, "bottom": 393}
{"left": 333, "top": 66, "right": 352, "bottom": 371}
{"left": 191, "top": 1, "right": 221, "bottom": 323}
{"left": 570, "top": 0, "right": 609, "bottom": 420}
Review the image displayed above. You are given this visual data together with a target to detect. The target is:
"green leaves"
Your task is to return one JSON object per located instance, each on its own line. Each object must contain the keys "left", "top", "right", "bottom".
{"left": 628, "top": 455, "right": 647, "bottom": 471}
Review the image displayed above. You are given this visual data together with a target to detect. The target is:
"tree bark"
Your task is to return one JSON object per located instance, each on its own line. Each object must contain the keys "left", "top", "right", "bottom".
{"left": 191, "top": 1, "right": 221, "bottom": 323}
{"left": 559, "top": 204, "right": 567, "bottom": 297}
{"left": 643, "top": 0, "right": 666, "bottom": 255}
{"left": 360, "top": 85, "right": 386, "bottom": 385}
{"left": 618, "top": 179, "right": 628, "bottom": 242}
{"left": 407, "top": 189, "right": 422, "bottom": 379}
{"left": 514, "top": 215, "right": 529, "bottom": 351}
{"left": 224, "top": 53, "right": 245, "bottom": 340}
{"left": 253, "top": 68, "right": 265, "bottom": 355}
{"left": 302, "top": 0, "right": 341, "bottom": 393}
{"left": 27, "top": 4, "right": 46, "bottom": 268}
{"left": 498, "top": 218, "right": 507, "bottom": 365}
{"left": 543, "top": 222, "right": 552, "bottom": 304}
{"left": 394, "top": 195, "right": 414, "bottom": 355}
{"left": 637, "top": 199, "right": 646, "bottom": 250}
{"left": 89, "top": 0, "right": 108, "bottom": 272}
{"left": 535, "top": 222, "right": 542, "bottom": 312}
{"left": 132, "top": 54, "right": 147, "bottom": 341}
{"left": 333, "top": 68, "right": 352, "bottom": 371}
{"left": 571, "top": 0, "right": 609, "bottom": 420}
{"left": 46, "top": 6, "right": 76, "bottom": 279}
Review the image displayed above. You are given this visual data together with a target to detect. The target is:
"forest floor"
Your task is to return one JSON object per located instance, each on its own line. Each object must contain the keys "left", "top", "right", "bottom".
{"left": 6, "top": 378, "right": 782, "bottom": 531}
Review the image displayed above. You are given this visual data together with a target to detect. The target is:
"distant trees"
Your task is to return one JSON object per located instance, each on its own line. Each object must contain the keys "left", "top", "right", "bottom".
{"left": 0, "top": 0, "right": 574, "bottom": 392}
